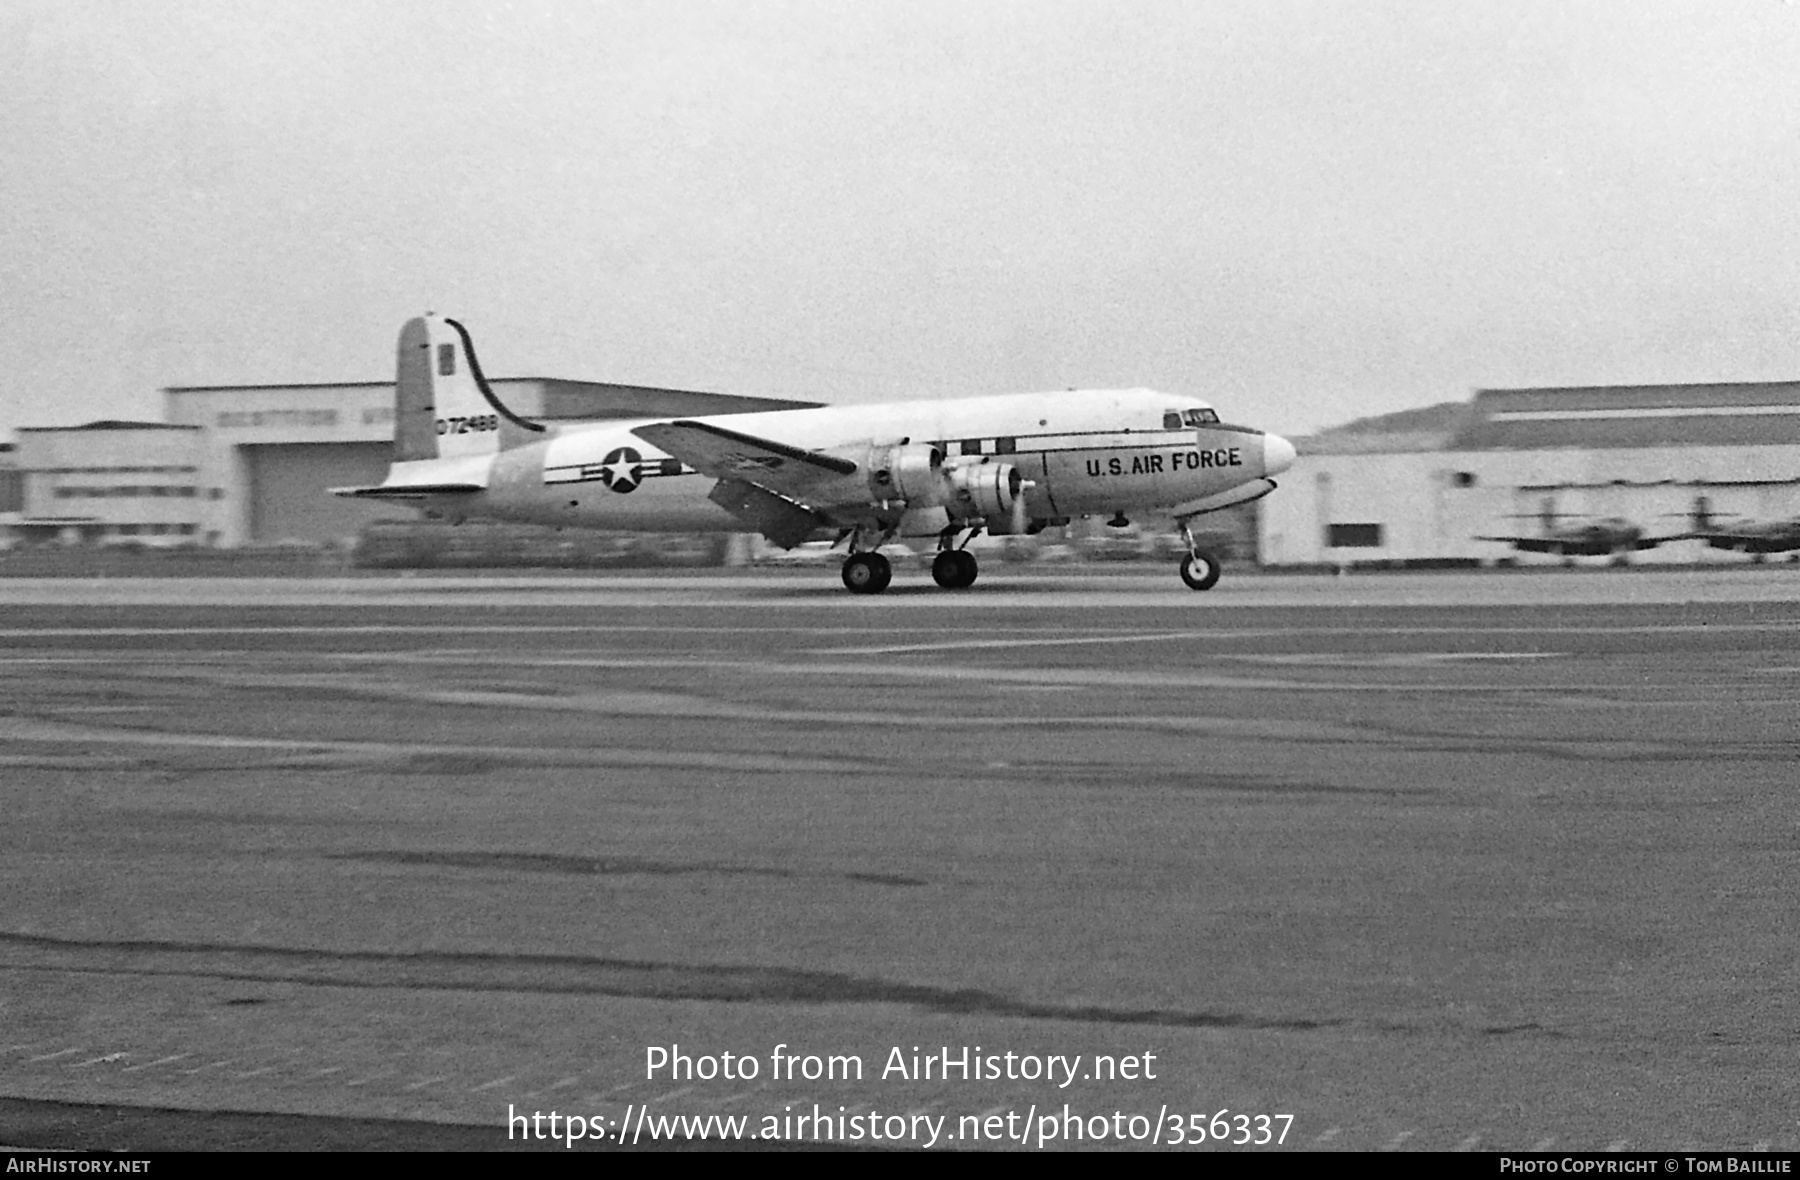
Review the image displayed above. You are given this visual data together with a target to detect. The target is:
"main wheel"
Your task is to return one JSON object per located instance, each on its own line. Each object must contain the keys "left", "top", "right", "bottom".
{"left": 841, "top": 552, "right": 892, "bottom": 594}
{"left": 931, "top": 549, "right": 978, "bottom": 589}
{"left": 1179, "top": 548, "right": 1221, "bottom": 591}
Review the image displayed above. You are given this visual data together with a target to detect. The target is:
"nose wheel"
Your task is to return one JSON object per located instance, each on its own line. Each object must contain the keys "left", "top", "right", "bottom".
{"left": 841, "top": 552, "right": 893, "bottom": 594}
{"left": 931, "top": 549, "right": 979, "bottom": 590}
{"left": 1178, "top": 547, "right": 1221, "bottom": 591}
{"left": 1175, "top": 518, "right": 1224, "bottom": 591}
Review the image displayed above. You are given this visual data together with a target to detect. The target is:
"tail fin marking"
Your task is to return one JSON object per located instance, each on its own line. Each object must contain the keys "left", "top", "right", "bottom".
{"left": 392, "top": 314, "right": 543, "bottom": 465}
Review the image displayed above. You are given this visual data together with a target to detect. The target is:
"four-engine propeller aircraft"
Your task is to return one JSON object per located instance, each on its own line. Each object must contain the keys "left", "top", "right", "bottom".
{"left": 1476, "top": 498, "right": 1680, "bottom": 561}
{"left": 1681, "top": 495, "right": 1800, "bottom": 556}
{"left": 336, "top": 315, "right": 1296, "bottom": 592}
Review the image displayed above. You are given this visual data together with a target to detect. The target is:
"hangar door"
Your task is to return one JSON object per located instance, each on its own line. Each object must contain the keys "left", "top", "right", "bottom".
{"left": 242, "top": 442, "right": 402, "bottom": 544}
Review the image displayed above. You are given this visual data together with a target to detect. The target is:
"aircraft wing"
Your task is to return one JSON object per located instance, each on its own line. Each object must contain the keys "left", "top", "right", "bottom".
{"left": 1475, "top": 535, "right": 1561, "bottom": 553}
{"left": 1475, "top": 533, "right": 1673, "bottom": 554}
{"left": 632, "top": 420, "right": 867, "bottom": 548}
{"left": 631, "top": 420, "right": 858, "bottom": 500}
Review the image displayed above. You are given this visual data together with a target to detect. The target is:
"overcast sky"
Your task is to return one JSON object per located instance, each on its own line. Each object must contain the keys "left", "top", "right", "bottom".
{"left": 4, "top": 0, "right": 1798, "bottom": 438}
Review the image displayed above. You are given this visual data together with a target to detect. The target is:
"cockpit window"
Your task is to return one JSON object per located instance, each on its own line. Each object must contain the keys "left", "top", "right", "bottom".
{"left": 1166, "top": 408, "right": 1220, "bottom": 428}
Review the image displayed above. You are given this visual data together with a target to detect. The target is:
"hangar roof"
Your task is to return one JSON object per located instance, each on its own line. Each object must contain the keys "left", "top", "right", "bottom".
{"left": 1299, "top": 401, "right": 1469, "bottom": 454}
{"left": 1302, "top": 380, "right": 1800, "bottom": 453}
{"left": 1451, "top": 381, "right": 1800, "bottom": 450}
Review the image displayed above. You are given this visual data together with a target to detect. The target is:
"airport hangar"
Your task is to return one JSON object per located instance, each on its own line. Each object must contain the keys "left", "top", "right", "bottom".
{"left": 4, "top": 379, "right": 810, "bottom": 548}
{"left": 1258, "top": 380, "right": 1800, "bottom": 567}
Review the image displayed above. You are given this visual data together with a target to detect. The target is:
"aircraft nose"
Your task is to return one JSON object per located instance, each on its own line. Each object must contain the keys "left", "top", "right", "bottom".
{"left": 1263, "top": 432, "right": 1296, "bottom": 476}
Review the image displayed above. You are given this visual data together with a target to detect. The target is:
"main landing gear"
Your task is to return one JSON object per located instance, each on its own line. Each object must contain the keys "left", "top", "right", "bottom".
{"left": 840, "top": 522, "right": 898, "bottom": 595}
{"left": 1177, "top": 519, "right": 1222, "bottom": 591}
{"left": 931, "top": 549, "right": 978, "bottom": 590}
{"left": 930, "top": 526, "right": 981, "bottom": 590}
{"left": 839, "top": 527, "right": 983, "bottom": 594}
{"left": 840, "top": 551, "right": 892, "bottom": 594}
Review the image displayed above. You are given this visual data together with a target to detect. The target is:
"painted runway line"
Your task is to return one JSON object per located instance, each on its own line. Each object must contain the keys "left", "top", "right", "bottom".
{"left": 27, "top": 1048, "right": 83, "bottom": 1063}
{"left": 369, "top": 652, "right": 1685, "bottom": 698}
{"left": 0, "top": 714, "right": 855, "bottom": 773}
{"left": 815, "top": 630, "right": 1257, "bottom": 656}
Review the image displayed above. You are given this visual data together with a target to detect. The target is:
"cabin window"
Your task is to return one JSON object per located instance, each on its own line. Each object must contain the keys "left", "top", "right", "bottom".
{"left": 437, "top": 343, "right": 456, "bottom": 376}
{"left": 1163, "top": 411, "right": 1182, "bottom": 429}
{"left": 994, "top": 437, "right": 1016, "bottom": 455}
{"left": 960, "top": 439, "right": 983, "bottom": 456}
{"left": 1452, "top": 471, "right": 1476, "bottom": 487}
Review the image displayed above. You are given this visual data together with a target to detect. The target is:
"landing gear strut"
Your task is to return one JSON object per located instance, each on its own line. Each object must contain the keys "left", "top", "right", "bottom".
{"left": 841, "top": 551, "right": 892, "bottom": 594}
{"left": 1177, "top": 520, "right": 1222, "bottom": 591}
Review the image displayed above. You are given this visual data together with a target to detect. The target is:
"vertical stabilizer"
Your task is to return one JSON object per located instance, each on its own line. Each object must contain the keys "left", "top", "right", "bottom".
{"left": 392, "top": 314, "right": 542, "bottom": 463}
{"left": 393, "top": 317, "right": 439, "bottom": 462}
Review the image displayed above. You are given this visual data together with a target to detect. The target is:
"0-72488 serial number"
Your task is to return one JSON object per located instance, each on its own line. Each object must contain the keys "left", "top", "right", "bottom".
{"left": 434, "top": 414, "right": 499, "bottom": 435}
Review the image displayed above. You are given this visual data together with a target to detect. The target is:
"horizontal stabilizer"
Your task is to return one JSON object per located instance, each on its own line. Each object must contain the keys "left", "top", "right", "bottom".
{"left": 331, "top": 483, "right": 484, "bottom": 499}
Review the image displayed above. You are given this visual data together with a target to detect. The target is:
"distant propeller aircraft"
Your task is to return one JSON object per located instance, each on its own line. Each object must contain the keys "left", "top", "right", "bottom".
{"left": 1476, "top": 498, "right": 1679, "bottom": 561}
{"left": 1681, "top": 495, "right": 1800, "bottom": 557}
{"left": 336, "top": 315, "right": 1296, "bottom": 592}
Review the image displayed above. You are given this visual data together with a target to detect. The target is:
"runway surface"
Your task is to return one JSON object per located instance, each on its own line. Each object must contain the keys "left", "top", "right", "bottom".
{"left": 1, "top": 567, "right": 1796, "bottom": 1151}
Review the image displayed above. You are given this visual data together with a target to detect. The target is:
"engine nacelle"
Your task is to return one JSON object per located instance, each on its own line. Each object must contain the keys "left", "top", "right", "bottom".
{"left": 944, "top": 461, "right": 1023, "bottom": 524}
{"left": 867, "top": 443, "right": 943, "bottom": 503}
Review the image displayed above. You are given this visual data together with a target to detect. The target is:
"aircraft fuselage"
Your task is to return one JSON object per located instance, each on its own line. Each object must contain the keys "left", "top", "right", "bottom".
{"left": 423, "top": 389, "right": 1284, "bottom": 538}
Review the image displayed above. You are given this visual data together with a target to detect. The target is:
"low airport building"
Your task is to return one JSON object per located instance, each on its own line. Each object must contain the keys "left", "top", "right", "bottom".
{"left": 1259, "top": 381, "right": 1800, "bottom": 566}
{"left": 11, "top": 421, "right": 208, "bottom": 547}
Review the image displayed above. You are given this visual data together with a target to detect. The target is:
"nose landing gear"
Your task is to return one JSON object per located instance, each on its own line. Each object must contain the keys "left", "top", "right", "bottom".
{"left": 1177, "top": 520, "right": 1222, "bottom": 591}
